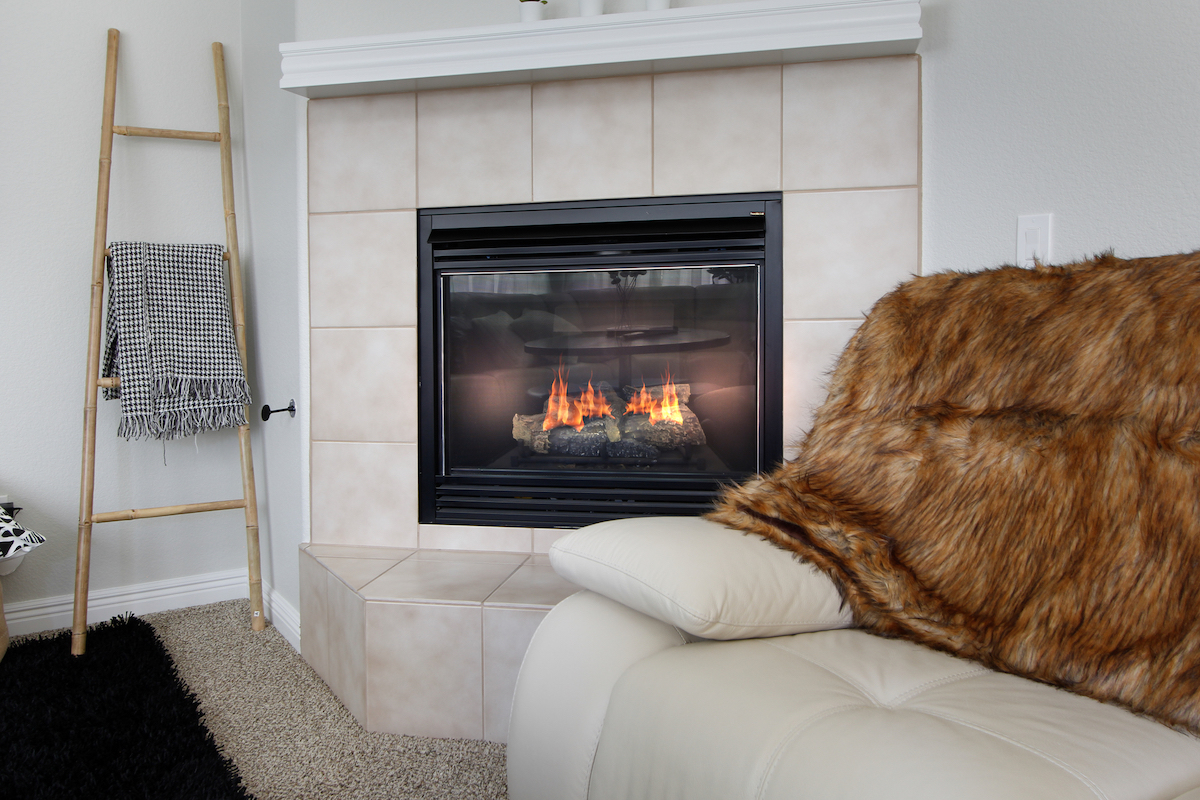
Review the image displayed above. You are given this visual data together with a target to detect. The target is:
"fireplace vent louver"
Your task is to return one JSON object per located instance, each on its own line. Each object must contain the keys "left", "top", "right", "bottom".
{"left": 419, "top": 193, "right": 783, "bottom": 528}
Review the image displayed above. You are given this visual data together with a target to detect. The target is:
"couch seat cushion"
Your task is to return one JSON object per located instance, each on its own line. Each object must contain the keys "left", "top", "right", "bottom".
{"left": 588, "top": 629, "right": 1200, "bottom": 800}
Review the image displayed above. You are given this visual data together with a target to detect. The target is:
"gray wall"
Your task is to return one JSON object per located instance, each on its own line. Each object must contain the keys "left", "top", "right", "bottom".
{"left": 919, "top": 0, "right": 1200, "bottom": 270}
{"left": 2, "top": 1, "right": 303, "bottom": 641}
{"left": 4, "top": 0, "right": 1198, "bottom": 636}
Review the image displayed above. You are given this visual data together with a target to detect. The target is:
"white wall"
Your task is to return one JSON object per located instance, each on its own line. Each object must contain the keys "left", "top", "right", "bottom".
{"left": 6, "top": 0, "right": 1199, "bottom": 634}
{"left": 1, "top": 2, "right": 303, "bottom": 639}
{"left": 919, "top": 0, "right": 1200, "bottom": 271}
{"left": 295, "top": 0, "right": 753, "bottom": 40}
{"left": 240, "top": 1, "right": 306, "bottom": 628}
{"left": 292, "top": 0, "right": 1200, "bottom": 268}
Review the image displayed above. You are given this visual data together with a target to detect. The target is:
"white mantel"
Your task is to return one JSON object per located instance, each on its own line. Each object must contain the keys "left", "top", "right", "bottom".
{"left": 280, "top": 0, "right": 921, "bottom": 98}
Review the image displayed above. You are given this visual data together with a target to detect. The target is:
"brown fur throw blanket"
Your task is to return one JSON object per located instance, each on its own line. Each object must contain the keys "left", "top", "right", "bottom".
{"left": 709, "top": 251, "right": 1200, "bottom": 734}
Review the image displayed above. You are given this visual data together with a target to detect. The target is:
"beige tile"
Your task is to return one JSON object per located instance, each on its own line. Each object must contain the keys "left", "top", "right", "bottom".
{"left": 320, "top": 556, "right": 408, "bottom": 591}
{"left": 308, "top": 93, "right": 417, "bottom": 213}
{"left": 486, "top": 564, "right": 579, "bottom": 608}
{"left": 417, "top": 84, "right": 533, "bottom": 207}
{"left": 310, "top": 327, "right": 417, "bottom": 443}
{"left": 782, "top": 56, "right": 919, "bottom": 191}
{"left": 298, "top": 548, "right": 330, "bottom": 683}
{"left": 653, "top": 66, "right": 781, "bottom": 196}
{"left": 419, "top": 524, "right": 534, "bottom": 553}
{"left": 360, "top": 558, "right": 522, "bottom": 604}
{"left": 305, "top": 543, "right": 416, "bottom": 560}
{"left": 310, "top": 442, "right": 419, "bottom": 547}
{"left": 483, "top": 607, "right": 549, "bottom": 742}
{"left": 408, "top": 550, "right": 529, "bottom": 565}
{"left": 309, "top": 211, "right": 416, "bottom": 328}
{"left": 533, "top": 527, "right": 573, "bottom": 553}
{"left": 782, "top": 188, "right": 918, "bottom": 320}
{"left": 782, "top": 319, "right": 861, "bottom": 459}
{"left": 533, "top": 76, "right": 652, "bottom": 202}
{"left": 365, "top": 602, "right": 483, "bottom": 739}
{"left": 326, "top": 572, "right": 367, "bottom": 723}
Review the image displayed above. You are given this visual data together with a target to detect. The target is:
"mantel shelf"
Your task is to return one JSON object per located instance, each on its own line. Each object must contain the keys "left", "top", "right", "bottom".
{"left": 280, "top": 0, "right": 922, "bottom": 98}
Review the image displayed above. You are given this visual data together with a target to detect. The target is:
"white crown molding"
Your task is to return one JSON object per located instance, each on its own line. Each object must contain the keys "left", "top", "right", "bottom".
{"left": 280, "top": 0, "right": 921, "bottom": 98}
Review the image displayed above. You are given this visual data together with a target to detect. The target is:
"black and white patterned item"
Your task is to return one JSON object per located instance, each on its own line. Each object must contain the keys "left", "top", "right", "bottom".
{"left": 102, "top": 242, "right": 251, "bottom": 440}
{"left": 0, "top": 506, "right": 44, "bottom": 560}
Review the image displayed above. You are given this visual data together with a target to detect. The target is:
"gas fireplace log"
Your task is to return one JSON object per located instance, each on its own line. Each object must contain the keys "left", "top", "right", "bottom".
{"left": 512, "top": 401, "right": 706, "bottom": 453}
{"left": 512, "top": 414, "right": 553, "bottom": 453}
{"left": 620, "top": 404, "right": 706, "bottom": 449}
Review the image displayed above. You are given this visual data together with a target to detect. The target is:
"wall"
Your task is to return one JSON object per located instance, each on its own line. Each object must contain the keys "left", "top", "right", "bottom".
{"left": 294, "top": 0, "right": 1200, "bottom": 266}
{"left": 918, "top": 0, "right": 1200, "bottom": 270}
{"left": 295, "top": 0, "right": 763, "bottom": 40}
{"left": 294, "top": 0, "right": 1200, "bottom": 578}
{"left": 6, "top": 0, "right": 1198, "bottom": 645}
{"left": 240, "top": 1, "right": 307, "bottom": 636}
{"left": 305, "top": 57, "right": 920, "bottom": 553}
{"left": 1, "top": 2, "right": 305, "bottom": 645}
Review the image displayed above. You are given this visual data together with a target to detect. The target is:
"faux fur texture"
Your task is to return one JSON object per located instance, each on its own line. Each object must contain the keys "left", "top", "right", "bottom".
{"left": 708, "top": 251, "right": 1200, "bottom": 734}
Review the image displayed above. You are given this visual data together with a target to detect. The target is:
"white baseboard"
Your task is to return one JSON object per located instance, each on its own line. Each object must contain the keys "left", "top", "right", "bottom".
{"left": 5, "top": 569, "right": 302, "bottom": 651}
{"left": 265, "top": 583, "right": 302, "bottom": 652}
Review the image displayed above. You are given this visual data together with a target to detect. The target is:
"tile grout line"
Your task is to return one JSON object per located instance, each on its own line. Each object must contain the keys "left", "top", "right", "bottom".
{"left": 414, "top": 91, "right": 421, "bottom": 209}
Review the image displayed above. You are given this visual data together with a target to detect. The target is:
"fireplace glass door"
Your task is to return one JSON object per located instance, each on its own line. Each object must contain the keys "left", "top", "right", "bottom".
{"left": 419, "top": 194, "right": 782, "bottom": 527}
{"left": 443, "top": 264, "right": 760, "bottom": 475}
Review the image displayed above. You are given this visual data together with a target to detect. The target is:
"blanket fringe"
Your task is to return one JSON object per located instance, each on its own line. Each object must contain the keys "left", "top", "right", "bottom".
{"left": 117, "top": 406, "right": 248, "bottom": 440}
{"left": 153, "top": 376, "right": 252, "bottom": 404}
{"left": 154, "top": 405, "right": 249, "bottom": 440}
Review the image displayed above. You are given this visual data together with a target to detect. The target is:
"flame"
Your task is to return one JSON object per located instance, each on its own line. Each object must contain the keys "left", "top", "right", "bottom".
{"left": 543, "top": 365, "right": 613, "bottom": 432}
{"left": 624, "top": 383, "right": 657, "bottom": 416}
{"left": 623, "top": 369, "right": 683, "bottom": 425}
{"left": 654, "top": 369, "right": 683, "bottom": 425}
{"left": 580, "top": 378, "right": 614, "bottom": 420}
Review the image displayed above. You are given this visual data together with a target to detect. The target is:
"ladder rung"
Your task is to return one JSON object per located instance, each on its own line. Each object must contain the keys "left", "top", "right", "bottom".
{"left": 92, "top": 499, "right": 246, "bottom": 523}
{"left": 103, "top": 248, "right": 229, "bottom": 260}
{"left": 98, "top": 377, "right": 119, "bottom": 388}
{"left": 113, "top": 125, "right": 221, "bottom": 142}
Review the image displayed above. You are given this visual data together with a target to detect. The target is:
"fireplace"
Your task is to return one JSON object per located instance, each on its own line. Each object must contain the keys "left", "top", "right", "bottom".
{"left": 418, "top": 193, "right": 783, "bottom": 527}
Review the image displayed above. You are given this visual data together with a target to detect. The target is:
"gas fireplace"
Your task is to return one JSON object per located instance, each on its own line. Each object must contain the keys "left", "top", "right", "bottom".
{"left": 418, "top": 193, "right": 783, "bottom": 527}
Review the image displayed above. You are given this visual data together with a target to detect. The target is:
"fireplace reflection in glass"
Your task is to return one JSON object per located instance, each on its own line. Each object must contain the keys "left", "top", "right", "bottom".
{"left": 442, "top": 264, "right": 759, "bottom": 476}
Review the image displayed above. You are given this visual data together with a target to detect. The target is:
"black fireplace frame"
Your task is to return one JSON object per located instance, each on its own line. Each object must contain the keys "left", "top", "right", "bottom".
{"left": 418, "top": 192, "right": 783, "bottom": 528}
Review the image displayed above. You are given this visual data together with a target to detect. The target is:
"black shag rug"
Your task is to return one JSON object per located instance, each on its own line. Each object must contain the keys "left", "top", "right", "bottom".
{"left": 0, "top": 614, "right": 253, "bottom": 799}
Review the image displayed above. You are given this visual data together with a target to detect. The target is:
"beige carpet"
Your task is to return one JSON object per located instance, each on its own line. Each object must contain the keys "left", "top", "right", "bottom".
{"left": 143, "top": 599, "right": 508, "bottom": 800}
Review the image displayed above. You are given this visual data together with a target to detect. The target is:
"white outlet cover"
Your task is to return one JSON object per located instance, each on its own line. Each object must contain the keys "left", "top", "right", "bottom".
{"left": 1017, "top": 214, "right": 1053, "bottom": 268}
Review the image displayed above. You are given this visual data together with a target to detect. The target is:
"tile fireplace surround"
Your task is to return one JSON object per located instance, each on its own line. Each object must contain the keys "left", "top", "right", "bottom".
{"left": 298, "top": 8, "right": 920, "bottom": 740}
{"left": 309, "top": 56, "right": 920, "bottom": 551}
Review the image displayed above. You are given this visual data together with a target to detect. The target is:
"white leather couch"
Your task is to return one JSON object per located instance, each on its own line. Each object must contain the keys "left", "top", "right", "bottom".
{"left": 507, "top": 517, "right": 1200, "bottom": 800}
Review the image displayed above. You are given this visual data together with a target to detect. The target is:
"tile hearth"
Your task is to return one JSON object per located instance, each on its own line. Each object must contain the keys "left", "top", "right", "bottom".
{"left": 299, "top": 544, "right": 579, "bottom": 743}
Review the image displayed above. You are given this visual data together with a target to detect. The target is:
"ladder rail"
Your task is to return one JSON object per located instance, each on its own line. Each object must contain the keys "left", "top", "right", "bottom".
{"left": 213, "top": 40, "right": 266, "bottom": 632}
{"left": 73, "top": 27, "right": 120, "bottom": 656}
{"left": 73, "top": 29, "right": 266, "bottom": 654}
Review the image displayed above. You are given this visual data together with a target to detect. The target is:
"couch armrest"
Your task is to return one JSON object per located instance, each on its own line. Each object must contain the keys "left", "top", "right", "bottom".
{"left": 507, "top": 590, "right": 688, "bottom": 800}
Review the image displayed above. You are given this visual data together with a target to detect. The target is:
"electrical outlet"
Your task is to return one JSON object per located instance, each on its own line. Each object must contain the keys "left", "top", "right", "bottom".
{"left": 1017, "top": 214, "right": 1053, "bottom": 268}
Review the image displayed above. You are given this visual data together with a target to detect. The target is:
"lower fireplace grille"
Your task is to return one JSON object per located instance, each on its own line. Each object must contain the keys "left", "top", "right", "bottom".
{"left": 432, "top": 475, "right": 723, "bottom": 528}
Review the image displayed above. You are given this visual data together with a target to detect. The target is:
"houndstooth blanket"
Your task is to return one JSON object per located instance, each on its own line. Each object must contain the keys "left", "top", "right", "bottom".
{"left": 102, "top": 242, "right": 251, "bottom": 440}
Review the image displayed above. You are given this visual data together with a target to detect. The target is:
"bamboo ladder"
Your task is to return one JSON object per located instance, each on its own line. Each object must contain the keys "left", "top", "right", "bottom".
{"left": 73, "top": 28, "right": 265, "bottom": 655}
